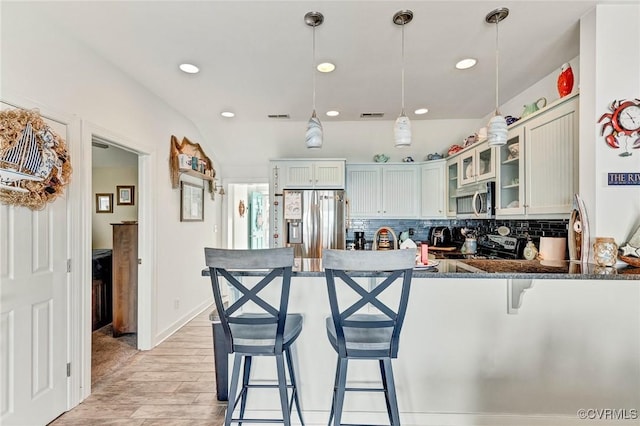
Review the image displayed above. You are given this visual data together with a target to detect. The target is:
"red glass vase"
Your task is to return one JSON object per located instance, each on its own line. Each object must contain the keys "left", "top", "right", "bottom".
{"left": 557, "top": 63, "right": 574, "bottom": 98}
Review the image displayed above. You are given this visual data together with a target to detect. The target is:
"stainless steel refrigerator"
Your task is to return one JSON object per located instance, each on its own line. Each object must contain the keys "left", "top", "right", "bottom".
{"left": 280, "top": 189, "right": 346, "bottom": 258}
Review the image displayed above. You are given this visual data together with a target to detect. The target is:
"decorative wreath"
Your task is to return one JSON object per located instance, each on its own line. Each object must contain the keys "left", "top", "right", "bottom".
{"left": 0, "top": 108, "right": 72, "bottom": 210}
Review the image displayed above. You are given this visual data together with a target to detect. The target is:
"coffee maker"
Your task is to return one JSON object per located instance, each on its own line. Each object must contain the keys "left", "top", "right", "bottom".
{"left": 354, "top": 231, "right": 366, "bottom": 250}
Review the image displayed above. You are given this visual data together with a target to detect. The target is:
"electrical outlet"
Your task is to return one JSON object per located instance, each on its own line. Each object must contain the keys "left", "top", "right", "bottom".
{"left": 174, "top": 299, "right": 180, "bottom": 309}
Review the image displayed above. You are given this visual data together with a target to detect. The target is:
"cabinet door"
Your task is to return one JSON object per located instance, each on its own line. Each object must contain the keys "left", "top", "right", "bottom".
{"left": 525, "top": 97, "right": 578, "bottom": 215}
{"left": 458, "top": 150, "right": 476, "bottom": 186}
{"left": 475, "top": 143, "right": 496, "bottom": 181}
{"left": 382, "top": 165, "right": 419, "bottom": 218}
{"left": 446, "top": 158, "right": 458, "bottom": 216}
{"left": 282, "top": 161, "right": 314, "bottom": 188}
{"left": 314, "top": 160, "right": 345, "bottom": 188}
{"left": 346, "top": 165, "right": 382, "bottom": 217}
{"left": 496, "top": 127, "right": 525, "bottom": 216}
{"left": 420, "top": 161, "right": 446, "bottom": 218}
{"left": 458, "top": 142, "right": 495, "bottom": 185}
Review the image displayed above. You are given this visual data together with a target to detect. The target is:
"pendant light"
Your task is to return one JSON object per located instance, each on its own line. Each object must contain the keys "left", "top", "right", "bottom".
{"left": 486, "top": 7, "right": 509, "bottom": 147}
{"left": 393, "top": 10, "right": 413, "bottom": 148}
{"left": 304, "top": 11, "right": 324, "bottom": 149}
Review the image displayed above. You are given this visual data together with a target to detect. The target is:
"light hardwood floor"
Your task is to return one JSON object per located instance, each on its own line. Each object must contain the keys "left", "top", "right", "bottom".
{"left": 50, "top": 309, "right": 227, "bottom": 425}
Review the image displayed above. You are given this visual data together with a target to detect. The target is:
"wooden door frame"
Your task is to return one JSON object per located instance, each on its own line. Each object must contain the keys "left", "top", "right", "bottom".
{"left": 80, "top": 122, "right": 155, "bottom": 399}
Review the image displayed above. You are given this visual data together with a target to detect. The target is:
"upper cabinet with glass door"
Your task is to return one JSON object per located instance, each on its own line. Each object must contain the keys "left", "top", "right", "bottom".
{"left": 457, "top": 141, "right": 496, "bottom": 186}
{"left": 496, "top": 93, "right": 578, "bottom": 217}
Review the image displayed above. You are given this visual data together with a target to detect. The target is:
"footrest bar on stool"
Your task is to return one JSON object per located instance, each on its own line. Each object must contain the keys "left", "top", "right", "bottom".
{"left": 231, "top": 418, "right": 291, "bottom": 423}
{"left": 344, "top": 387, "right": 385, "bottom": 392}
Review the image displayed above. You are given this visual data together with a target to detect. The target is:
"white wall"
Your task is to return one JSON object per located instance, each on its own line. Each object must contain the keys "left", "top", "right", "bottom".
{"left": 590, "top": 4, "right": 640, "bottom": 244}
{"left": 1, "top": 5, "right": 220, "bottom": 345}
{"left": 92, "top": 166, "right": 138, "bottom": 249}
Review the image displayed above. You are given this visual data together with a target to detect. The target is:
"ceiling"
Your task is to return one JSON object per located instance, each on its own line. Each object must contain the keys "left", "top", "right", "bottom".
{"left": 12, "top": 1, "right": 600, "bottom": 167}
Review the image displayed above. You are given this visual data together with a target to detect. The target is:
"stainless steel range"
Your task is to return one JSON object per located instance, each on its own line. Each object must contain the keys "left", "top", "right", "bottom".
{"left": 477, "top": 234, "right": 528, "bottom": 259}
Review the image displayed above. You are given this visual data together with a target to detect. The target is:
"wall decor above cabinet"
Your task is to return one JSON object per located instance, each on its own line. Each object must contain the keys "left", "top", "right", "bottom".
{"left": 169, "top": 135, "right": 215, "bottom": 198}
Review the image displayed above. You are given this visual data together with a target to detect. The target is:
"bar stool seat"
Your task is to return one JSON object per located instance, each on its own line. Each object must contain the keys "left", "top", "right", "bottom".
{"left": 322, "top": 249, "right": 415, "bottom": 426}
{"left": 231, "top": 312, "right": 303, "bottom": 354}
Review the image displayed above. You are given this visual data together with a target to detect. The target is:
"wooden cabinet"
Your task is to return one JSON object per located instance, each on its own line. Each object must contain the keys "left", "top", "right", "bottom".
{"left": 497, "top": 93, "right": 578, "bottom": 217}
{"left": 347, "top": 163, "right": 419, "bottom": 218}
{"left": 111, "top": 223, "right": 138, "bottom": 337}
{"left": 279, "top": 159, "right": 345, "bottom": 189}
{"left": 420, "top": 160, "right": 447, "bottom": 218}
{"left": 457, "top": 141, "right": 496, "bottom": 186}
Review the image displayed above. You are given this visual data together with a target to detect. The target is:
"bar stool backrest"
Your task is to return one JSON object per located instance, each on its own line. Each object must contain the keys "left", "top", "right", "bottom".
{"left": 322, "top": 249, "right": 415, "bottom": 358}
{"left": 204, "top": 247, "right": 294, "bottom": 355}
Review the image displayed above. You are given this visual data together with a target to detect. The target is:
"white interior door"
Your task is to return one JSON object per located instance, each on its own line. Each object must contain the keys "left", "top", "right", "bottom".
{"left": 0, "top": 111, "right": 69, "bottom": 425}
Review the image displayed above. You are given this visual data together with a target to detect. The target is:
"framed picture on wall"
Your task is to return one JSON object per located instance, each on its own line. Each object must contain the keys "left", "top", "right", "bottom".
{"left": 117, "top": 185, "right": 135, "bottom": 205}
{"left": 96, "top": 193, "right": 113, "bottom": 213}
{"left": 180, "top": 181, "right": 204, "bottom": 222}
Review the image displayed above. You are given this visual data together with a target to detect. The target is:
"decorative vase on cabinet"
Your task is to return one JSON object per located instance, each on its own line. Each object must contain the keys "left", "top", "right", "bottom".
{"left": 557, "top": 63, "right": 574, "bottom": 98}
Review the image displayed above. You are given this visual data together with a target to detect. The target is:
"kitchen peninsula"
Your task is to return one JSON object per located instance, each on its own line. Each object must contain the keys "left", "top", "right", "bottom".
{"left": 204, "top": 259, "right": 639, "bottom": 425}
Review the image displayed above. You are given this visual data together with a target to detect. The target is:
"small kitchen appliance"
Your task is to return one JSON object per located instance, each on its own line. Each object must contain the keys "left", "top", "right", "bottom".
{"left": 476, "top": 234, "right": 528, "bottom": 259}
{"left": 373, "top": 227, "right": 398, "bottom": 250}
{"left": 429, "top": 226, "right": 452, "bottom": 247}
{"left": 455, "top": 181, "right": 495, "bottom": 218}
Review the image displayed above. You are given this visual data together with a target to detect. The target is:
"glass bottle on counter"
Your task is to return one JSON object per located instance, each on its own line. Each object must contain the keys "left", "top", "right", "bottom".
{"left": 593, "top": 237, "right": 618, "bottom": 266}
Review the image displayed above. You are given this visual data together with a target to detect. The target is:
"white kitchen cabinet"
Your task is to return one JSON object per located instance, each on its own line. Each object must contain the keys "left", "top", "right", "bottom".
{"left": 457, "top": 141, "right": 496, "bottom": 186}
{"left": 276, "top": 159, "right": 345, "bottom": 189}
{"left": 420, "top": 160, "right": 447, "bottom": 218}
{"left": 347, "top": 164, "right": 419, "bottom": 218}
{"left": 496, "top": 93, "right": 578, "bottom": 217}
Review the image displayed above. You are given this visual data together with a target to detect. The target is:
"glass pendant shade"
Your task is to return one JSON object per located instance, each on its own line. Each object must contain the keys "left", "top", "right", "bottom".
{"left": 305, "top": 110, "right": 323, "bottom": 149}
{"left": 394, "top": 111, "right": 411, "bottom": 147}
{"left": 487, "top": 114, "right": 508, "bottom": 146}
{"left": 486, "top": 7, "right": 509, "bottom": 147}
{"left": 305, "top": 11, "right": 324, "bottom": 149}
{"left": 393, "top": 10, "right": 413, "bottom": 148}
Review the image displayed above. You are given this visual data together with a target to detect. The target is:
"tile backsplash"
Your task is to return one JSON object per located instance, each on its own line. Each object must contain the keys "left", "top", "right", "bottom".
{"left": 346, "top": 218, "right": 568, "bottom": 246}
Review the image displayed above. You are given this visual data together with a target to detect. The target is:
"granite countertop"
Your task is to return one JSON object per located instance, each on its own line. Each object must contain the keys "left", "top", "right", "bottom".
{"left": 202, "top": 257, "right": 640, "bottom": 280}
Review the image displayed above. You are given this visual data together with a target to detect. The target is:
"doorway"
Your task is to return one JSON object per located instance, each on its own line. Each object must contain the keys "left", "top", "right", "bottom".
{"left": 225, "top": 182, "right": 269, "bottom": 249}
{"left": 90, "top": 137, "right": 139, "bottom": 385}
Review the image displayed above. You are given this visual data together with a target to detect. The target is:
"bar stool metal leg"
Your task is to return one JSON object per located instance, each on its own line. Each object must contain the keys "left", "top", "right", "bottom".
{"left": 226, "top": 353, "right": 243, "bottom": 426}
{"left": 275, "top": 353, "right": 292, "bottom": 426}
{"left": 238, "top": 356, "right": 252, "bottom": 426}
{"left": 379, "top": 359, "right": 393, "bottom": 425}
{"left": 286, "top": 347, "right": 305, "bottom": 425}
{"left": 333, "top": 358, "right": 349, "bottom": 426}
{"left": 381, "top": 358, "right": 400, "bottom": 426}
{"left": 327, "top": 357, "right": 341, "bottom": 426}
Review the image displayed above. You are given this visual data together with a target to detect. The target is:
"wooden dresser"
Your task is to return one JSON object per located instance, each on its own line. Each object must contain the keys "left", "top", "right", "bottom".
{"left": 111, "top": 223, "right": 138, "bottom": 337}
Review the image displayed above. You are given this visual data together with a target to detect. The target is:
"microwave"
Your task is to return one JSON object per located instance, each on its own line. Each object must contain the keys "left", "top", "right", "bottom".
{"left": 455, "top": 181, "right": 495, "bottom": 218}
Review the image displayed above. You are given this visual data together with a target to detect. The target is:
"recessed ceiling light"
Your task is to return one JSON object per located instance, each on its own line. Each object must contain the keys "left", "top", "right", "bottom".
{"left": 220, "top": 111, "right": 235, "bottom": 118}
{"left": 326, "top": 110, "right": 339, "bottom": 117}
{"left": 317, "top": 62, "right": 336, "bottom": 73}
{"left": 414, "top": 108, "right": 429, "bottom": 115}
{"left": 179, "top": 63, "right": 200, "bottom": 74}
{"left": 455, "top": 58, "right": 477, "bottom": 70}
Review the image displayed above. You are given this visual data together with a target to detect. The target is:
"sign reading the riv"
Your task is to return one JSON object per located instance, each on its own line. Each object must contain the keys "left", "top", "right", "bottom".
{"left": 608, "top": 173, "right": 640, "bottom": 185}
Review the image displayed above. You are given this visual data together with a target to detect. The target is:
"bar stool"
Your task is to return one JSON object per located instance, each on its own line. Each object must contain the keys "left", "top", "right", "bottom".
{"left": 204, "top": 247, "right": 304, "bottom": 426}
{"left": 322, "top": 249, "right": 415, "bottom": 426}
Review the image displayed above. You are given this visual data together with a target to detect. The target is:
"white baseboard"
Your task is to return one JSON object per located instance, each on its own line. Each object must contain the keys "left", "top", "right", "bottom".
{"left": 239, "top": 409, "right": 629, "bottom": 425}
{"left": 153, "top": 300, "right": 213, "bottom": 347}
